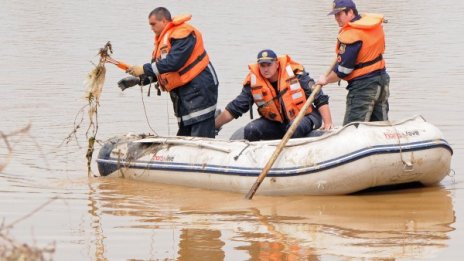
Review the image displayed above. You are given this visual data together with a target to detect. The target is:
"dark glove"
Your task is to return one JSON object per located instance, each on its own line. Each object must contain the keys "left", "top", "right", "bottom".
{"left": 117, "top": 76, "right": 140, "bottom": 91}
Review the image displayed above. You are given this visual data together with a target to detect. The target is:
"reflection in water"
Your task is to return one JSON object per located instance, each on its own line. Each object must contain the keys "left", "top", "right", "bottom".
{"left": 241, "top": 207, "right": 320, "bottom": 261}
{"left": 178, "top": 229, "right": 225, "bottom": 261}
{"left": 87, "top": 178, "right": 455, "bottom": 260}
{"left": 88, "top": 183, "right": 107, "bottom": 261}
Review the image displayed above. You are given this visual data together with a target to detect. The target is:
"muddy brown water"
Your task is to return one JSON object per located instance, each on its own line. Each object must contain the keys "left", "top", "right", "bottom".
{"left": 1, "top": 0, "right": 463, "bottom": 260}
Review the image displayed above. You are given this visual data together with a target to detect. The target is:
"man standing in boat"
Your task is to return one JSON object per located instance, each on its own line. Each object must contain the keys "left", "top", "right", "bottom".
{"left": 121, "top": 7, "right": 219, "bottom": 138}
{"left": 215, "top": 49, "right": 333, "bottom": 141}
{"left": 316, "top": 0, "right": 390, "bottom": 125}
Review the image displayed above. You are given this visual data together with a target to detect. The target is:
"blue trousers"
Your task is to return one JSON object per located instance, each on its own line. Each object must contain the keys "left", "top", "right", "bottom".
{"left": 244, "top": 115, "right": 315, "bottom": 141}
{"left": 177, "top": 116, "right": 215, "bottom": 138}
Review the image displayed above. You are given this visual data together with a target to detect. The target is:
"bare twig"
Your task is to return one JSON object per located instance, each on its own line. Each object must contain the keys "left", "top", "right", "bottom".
{"left": 60, "top": 104, "right": 88, "bottom": 148}
{"left": 0, "top": 197, "right": 58, "bottom": 260}
{"left": 0, "top": 124, "right": 31, "bottom": 172}
{"left": 5, "top": 196, "right": 58, "bottom": 229}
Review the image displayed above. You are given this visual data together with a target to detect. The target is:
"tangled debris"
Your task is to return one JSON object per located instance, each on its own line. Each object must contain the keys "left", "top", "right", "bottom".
{"left": 84, "top": 42, "right": 113, "bottom": 104}
{"left": 64, "top": 42, "right": 115, "bottom": 176}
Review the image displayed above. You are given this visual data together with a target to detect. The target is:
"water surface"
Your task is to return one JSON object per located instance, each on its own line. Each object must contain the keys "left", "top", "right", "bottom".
{"left": 1, "top": 0, "right": 463, "bottom": 260}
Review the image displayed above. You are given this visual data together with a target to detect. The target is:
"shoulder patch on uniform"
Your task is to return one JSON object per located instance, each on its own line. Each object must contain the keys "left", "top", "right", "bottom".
{"left": 339, "top": 44, "right": 346, "bottom": 54}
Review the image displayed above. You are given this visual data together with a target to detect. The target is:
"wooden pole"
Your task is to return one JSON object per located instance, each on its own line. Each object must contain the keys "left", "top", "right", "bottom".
{"left": 245, "top": 60, "right": 336, "bottom": 199}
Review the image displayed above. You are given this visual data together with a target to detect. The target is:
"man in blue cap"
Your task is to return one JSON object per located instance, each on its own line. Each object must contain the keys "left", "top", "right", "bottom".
{"left": 316, "top": 0, "right": 390, "bottom": 125}
{"left": 215, "top": 49, "right": 332, "bottom": 141}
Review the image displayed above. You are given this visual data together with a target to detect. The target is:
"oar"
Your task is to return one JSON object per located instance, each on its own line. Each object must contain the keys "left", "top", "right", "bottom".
{"left": 245, "top": 60, "right": 336, "bottom": 200}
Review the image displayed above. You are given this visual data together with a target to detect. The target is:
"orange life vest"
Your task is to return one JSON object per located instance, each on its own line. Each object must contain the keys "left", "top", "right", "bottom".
{"left": 152, "top": 14, "right": 210, "bottom": 91}
{"left": 244, "top": 55, "right": 312, "bottom": 123}
{"left": 337, "top": 13, "right": 386, "bottom": 81}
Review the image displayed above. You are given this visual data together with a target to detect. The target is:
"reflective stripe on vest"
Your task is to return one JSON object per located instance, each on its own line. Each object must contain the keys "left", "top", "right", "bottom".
{"left": 292, "top": 92, "right": 303, "bottom": 100}
{"left": 286, "top": 65, "right": 300, "bottom": 91}
{"left": 250, "top": 74, "right": 257, "bottom": 85}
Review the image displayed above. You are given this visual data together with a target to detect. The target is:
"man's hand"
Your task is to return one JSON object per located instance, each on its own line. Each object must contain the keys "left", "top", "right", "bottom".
{"left": 321, "top": 122, "right": 333, "bottom": 130}
{"left": 117, "top": 76, "right": 140, "bottom": 91}
{"left": 316, "top": 75, "right": 328, "bottom": 86}
{"left": 126, "top": 65, "right": 144, "bottom": 77}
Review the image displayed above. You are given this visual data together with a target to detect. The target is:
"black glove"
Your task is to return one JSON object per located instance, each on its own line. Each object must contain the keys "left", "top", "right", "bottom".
{"left": 117, "top": 76, "right": 140, "bottom": 91}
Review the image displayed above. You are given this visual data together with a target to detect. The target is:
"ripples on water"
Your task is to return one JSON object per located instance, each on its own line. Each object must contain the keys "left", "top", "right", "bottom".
{"left": 1, "top": 0, "right": 463, "bottom": 260}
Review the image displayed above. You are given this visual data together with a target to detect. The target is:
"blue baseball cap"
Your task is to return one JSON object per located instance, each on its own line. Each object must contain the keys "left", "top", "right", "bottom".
{"left": 257, "top": 49, "right": 277, "bottom": 64}
{"left": 328, "top": 0, "right": 357, "bottom": 15}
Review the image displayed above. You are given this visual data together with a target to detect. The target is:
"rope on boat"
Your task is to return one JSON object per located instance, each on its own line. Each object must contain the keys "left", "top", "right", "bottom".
{"left": 134, "top": 138, "right": 231, "bottom": 153}
{"left": 390, "top": 120, "right": 414, "bottom": 171}
{"left": 234, "top": 143, "right": 250, "bottom": 160}
{"left": 139, "top": 84, "right": 158, "bottom": 136}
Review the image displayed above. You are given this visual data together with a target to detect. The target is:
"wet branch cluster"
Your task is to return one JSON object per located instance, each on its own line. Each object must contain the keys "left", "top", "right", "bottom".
{"left": 63, "top": 41, "right": 114, "bottom": 176}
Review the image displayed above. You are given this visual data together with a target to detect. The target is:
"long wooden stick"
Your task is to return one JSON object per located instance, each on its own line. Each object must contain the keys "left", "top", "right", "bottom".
{"left": 245, "top": 60, "right": 336, "bottom": 199}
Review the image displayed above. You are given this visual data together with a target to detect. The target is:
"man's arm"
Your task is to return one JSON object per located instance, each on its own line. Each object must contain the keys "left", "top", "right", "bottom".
{"left": 317, "top": 41, "right": 362, "bottom": 86}
{"left": 318, "top": 70, "right": 340, "bottom": 86}
{"left": 142, "top": 34, "right": 196, "bottom": 77}
{"left": 224, "top": 85, "right": 253, "bottom": 118}
{"left": 215, "top": 109, "right": 235, "bottom": 129}
{"left": 128, "top": 34, "right": 197, "bottom": 78}
{"left": 154, "top": 34, "right": 196, "bottom": 73}
{"left": 297, "top": 70, "right": 332, "bottom": 129}
{"left": 317, "top": 104, "right": 333, "bottom": 130}
{"left": 298, "top": 71, "right": 329, "bottom": 107}
{"left": 216, "top": 85, "right": 254, "bottom": 129}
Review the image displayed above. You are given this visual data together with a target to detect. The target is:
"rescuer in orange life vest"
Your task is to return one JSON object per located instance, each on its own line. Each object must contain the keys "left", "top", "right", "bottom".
{"left": 316, "top": 0, "right": 390, "bottom": 125}
{"left": 215, "top": 49, "right": 333, "bottom": 141}
{"left": 121, "top": 7, "right": 219, "bottom": 138}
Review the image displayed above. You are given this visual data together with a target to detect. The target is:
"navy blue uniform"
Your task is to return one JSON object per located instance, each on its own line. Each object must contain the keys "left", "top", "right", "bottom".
{"left": 225, "top": 70, "right": 329, "bottom": 141}
{"left": 142, "top": 34, "right": 219, "bottom": 138}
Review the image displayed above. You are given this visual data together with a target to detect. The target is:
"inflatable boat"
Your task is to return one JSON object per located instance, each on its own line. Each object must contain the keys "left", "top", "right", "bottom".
{"left": 96, "top": 115, "right": 453, "bottom": 196}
